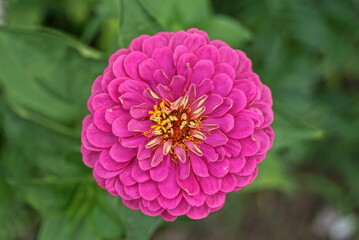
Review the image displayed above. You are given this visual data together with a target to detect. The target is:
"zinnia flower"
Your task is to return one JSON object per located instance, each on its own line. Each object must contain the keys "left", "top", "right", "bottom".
{"left": 81, "top": 28, "right": 274, "bottom": 221}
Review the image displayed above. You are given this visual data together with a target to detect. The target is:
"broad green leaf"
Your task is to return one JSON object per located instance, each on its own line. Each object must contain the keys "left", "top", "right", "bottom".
{"left": 1, "top": 110, "right": 87, "bottom": 179}
{"left": 13, "top": 182, "right": 76, "bottom": 215}
{"left": 119, "top": 204, "right": 162, "bottom": 240}
{"left": 0, "top": 27, "right": 105, "bottom": 128}
{"left": 244, "top": 154, "right": 295, "bottom": 193}
{"left": 38, "top": 215, "right": 98, "bottom": 240}
{"left": 137, "top": 0, "right": 210, "bottom": 30}
{"left": 197, "top": 15, "right": 251, "bottom": 48}
{"left": 86, "top": 194, "right": 125, "bottom": 239}
{"left": 272, "top": 109, "right": 324, "bottom": 150}
{"left": 118, "top": 0, "right": 163, "bottom": 48}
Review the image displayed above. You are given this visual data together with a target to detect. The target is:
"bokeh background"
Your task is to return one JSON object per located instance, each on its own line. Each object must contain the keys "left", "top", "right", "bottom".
{"left": 1, "top": 0, "right": 359, "bottom": 239}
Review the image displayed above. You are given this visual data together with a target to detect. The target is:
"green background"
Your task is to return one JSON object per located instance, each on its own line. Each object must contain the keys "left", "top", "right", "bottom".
{"left": 0, "top": 0, "right": 359, "bottom": 239}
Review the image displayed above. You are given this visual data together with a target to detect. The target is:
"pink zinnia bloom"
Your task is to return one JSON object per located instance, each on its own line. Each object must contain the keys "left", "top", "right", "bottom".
{"left": 81, "top": 28, "right": 274, "bottom": 221}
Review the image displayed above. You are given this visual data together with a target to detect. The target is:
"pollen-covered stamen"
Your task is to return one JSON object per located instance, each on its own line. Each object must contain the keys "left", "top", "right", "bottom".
{"left": 144, "top": 98, "right": 205, "bottom": 159}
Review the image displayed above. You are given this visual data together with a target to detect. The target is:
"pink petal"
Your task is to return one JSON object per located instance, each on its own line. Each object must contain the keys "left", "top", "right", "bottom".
{"left": 128, "top": 119, "right": 152, "bottom": 132}
{"left": 260, "top": 84, "right": 273, "bottom": 106}
{"left": 138, "top": 180, "right": 160, "bottom": 201}
{"left": 196, "top": 79, "right": 214, "bottom": 96}
{"left": 238, "top": 156, "right": 257, "bottom": 176}
{"left": 228, "top": 155, "right": 246, "bottom": 173}
{"left": 176, "top": 52, "right": 197, "bottom": 80}
{"left": 121, "top": 134, "right": 146, "bottom": 148}
{"left": 94, "top": 107, "right": 111, "bottom": 132}
{"left": 152, "top": 47, "right": 175, "bottom": 80}
{"left": 200, "top": 144, "right": 218, "bottom": 162}
{"left": 177, "top": 170, "right": 200, "bottom": 196}
{"left": 129, "top": 35, "right": 150, "bottom": 51}
{"left": 139, "top": 58, "right": 159, "bottom": 84}
{"left": 203, "top": 130, "right": 228, "bottom": 147}
{"left": 131, "top": 161, "right": 150, "bottom": 183}
{"left": 105, "top": 177, "right": 117, "bottom": 196}
{"left": 156, "top": 84, "right": 174, "bottom": 101}
{"left": 99, "top": 150, "right": 129, "bottom": 171}
{"left": 186, "top": 205, "right": 210, "bottom": 220}
{"left": 130, "top": 103, "right": 152, "bottom": 119}
{"left": 124, "top": 184, "right": 140, "bottom": 199}
{"left": 240, "top": 136, "right": 260, "bottom": 156}
{"left": 119, "top": 165, "right": 136, "bottom": 186}
{"left": 228, "top": 89, "right": 247, "bottom": 114}
{"left": 107, "top": 78, "right": 125, "bottom": 102}
{"left": 214, "top": 63, "right": 235, "bottom": 80}
{"left": 92, "top": 93, "right": 115, "bottom": 111}
{"left": 184, "top": 141, "right": 203, "bottom": 156}
{"left": 227, "top": 115, "right": 254, "bottom": 139}
{"left": 94, "top": 161, "right": 121, "bottom": 179}
{"left": 119, "top": 92, "right": 144, "bottom": 110}
{"left": 177, "top": 160, "right": 190, "bottom": 180}
{"left": 169, "top": 75, "right": 186, "bottom": 100}
{"left": 81, "top": 146, "right": 99, "bottom": 168}
{"left": 203, "top": 94, "right": 223, "bottom": 115}
{"left": 183, "top": 191, "right": 206, "bottom": 207}
{"left": 86, "top": 123, "right": 117, "bottom": 148}
{"left": 207, "top": 158, "right": 229, "bottom": 178}
{"left": 203, "top": 114, "right": 234, "bottom": 134}
{"left": 219, "top": 46, "right": 239, "bottom": 68}
{"left": 206, "top": 192, "right": 226, "bottom": 209}
{"left": 220, "top": 173, "right": 237, "bottom": 192}
{"left": 251, "top": 103, "right": 273, "bottom": 128}
{"left": 158, "top": 163, "right": 181, "bottom": 199}
{"left": 151, "top": 145, "right": 164, "bottom": 167}
{"left": 190, "top": 153, "right": 209, "bottom": 177}
{"left": 169, "top": 31, "right": 188, "bottom": 49}
{"left": 183, "top": 33, "right": 207, "bottom": 52}
{"left": 113, "top": 55, "right": 128, "bottom": 78}
{"left": 167, "top": 199, "right": 191, "bottom": 216}
{"left": 213, "top": 73, "right": 233, "bottom": 96}
{"left": 137, "top": 143, "right": 152, "bottom": 161}
{"left": 187, "top": 28, "right": 210, "bottom": 42}
{"left": 209, "top": 97, "right": 233, "bottom": 118}
{"left": 161, "top": 211, "right": 177, "bottom": 222}
{"left": 234, "top": 79, "right": 257, "bottom": 103}
{"left": 124, "top": 51, "right": 148, "bottom": 80}
{"left": 109, "top": 48, "right": 129, "bottom": 64}
{"left": 122, "top": 199, "right": 140, "bottom": 210}
{"left": 112, "top": 116, "right": 133, "bottom": 138}
{"left": 174, "top": 145, "right": 187, "bottom": 163}
{"left": 110, "top": 142, "right": 136, "bottom": 162}
{"left": 196, "top": 45, "right": 219, "bottom": 63}
{"left": 225, "top": 139, "right": 241, "bottom": 157}
{"left": 191, "top": 59, "right": 215, "bottom": 85}
{"left": 150, "top": 156, "right": 171, "bottom": 182}
{"left": 105, "top": 106, "right": 125, "bottom": 124}
{"left": 235, "top": 50, "right": 252, "bottom": 76}
{"left": 142, "top": 36, "right": 168, "bottom": 56}
{"left": 115, "top": 178, "right": 132, "bottom": 200}
{"left": 198, "top": 175, "right": 221, "bottom": 195}
{"left": 158, "top": 193, "right": 182, "bottom": 209}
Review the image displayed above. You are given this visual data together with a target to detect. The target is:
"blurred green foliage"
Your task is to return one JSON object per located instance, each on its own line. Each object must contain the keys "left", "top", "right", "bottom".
{"left": 0, "top": 0, "right": 359, "bottom": 239}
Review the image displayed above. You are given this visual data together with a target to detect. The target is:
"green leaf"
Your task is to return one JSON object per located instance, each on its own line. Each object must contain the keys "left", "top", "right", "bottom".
{"left": 244, "top": 154, "right": 295, "bottom": 193}
{"left": 137, "top": 0, "right": 210, "bottom": 30}
{"left": 38, "top": 215, "right": 98, "bottom": 240}
{"left": 118, "top": 0, "right": 163, "bottom": 48}
{"left": 272, "top": 109, "right": 324, "bottom": 150}
{"left": 0, "top": 27, "right": 105, "bottom": 128}
{"left": 119, "top": 204, "right": 162, "bottom": 240}
{"left": 86, "top": 193, "right": 125, "bottom": 239}
{"left": 197, "top": 15, "right": 251, "bottom": 48}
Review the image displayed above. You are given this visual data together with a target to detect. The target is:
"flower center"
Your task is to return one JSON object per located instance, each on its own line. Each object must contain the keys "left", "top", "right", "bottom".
{"left": 143, "top": 96, "right": 207, "bottom": 159}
